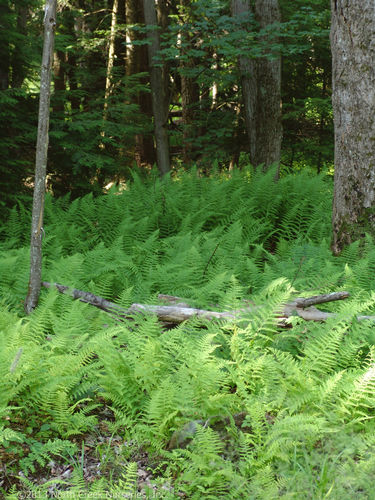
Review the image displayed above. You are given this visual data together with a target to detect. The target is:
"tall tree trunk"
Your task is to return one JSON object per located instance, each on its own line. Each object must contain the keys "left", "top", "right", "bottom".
{"left": 316, "top": 70, "right": 328, "bottom": 174}
{"left": 254, "top": 0, "right": 282, "bottom": 175}
{"left": 0, "top": 1, "right": 10, "bottom": 89}
{"left": 156, "top": 0, "right": 170, "bottom": 109}
{"left": 104, "top": 0, "right": 119, "bottom": 116}
{"left": 181, "top": 66, "right": 200, "bottom": 164}
{"left": 143, "top": 0, "right": 170, "bottom": 175}
{"left": 11, "top": 3, "right": 28, "bottom": 88}
{"left": 125, "top": 0, "right": 139, "bottom": 77}
{"left": 231, "top": 0, "right": 257, "bottom": 164}
{"left": 53, "top": 50, "right": 66, "bottom": 113}
{"left": 66, "top": 6, "right": 81, "bottom": 111}
{"left": 24, "top": 0, "right": 57, "bottom": 314}
{"left": 232, "top": 0, "right": 282, "bottom": 173}
{"left": 211, "top": 51, "right": 219, "bottom": 109}
{"left": 180, "top": 0, "right": 200, "bottom": 165}
{"left": 114, "top": 0, "right": 126, "bottom": 66}
{"left": 126, "top": 0, "right": 156, "bottom": 167}
{"left": 331, "top": 0, "right": 375, "bottom": 254}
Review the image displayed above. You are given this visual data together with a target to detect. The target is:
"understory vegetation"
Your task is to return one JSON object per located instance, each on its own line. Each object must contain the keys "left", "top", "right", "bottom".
{"left": 2, "top": 169, "right": 375, "bottom": 498}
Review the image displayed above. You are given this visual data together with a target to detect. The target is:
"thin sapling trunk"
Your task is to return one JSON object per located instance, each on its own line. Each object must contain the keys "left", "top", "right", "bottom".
{"left": 24, "top": 0, "right": 57, "bottom": 314}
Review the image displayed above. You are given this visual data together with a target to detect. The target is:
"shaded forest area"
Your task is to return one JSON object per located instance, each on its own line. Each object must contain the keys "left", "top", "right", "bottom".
{"left": 5, "top": 0, "right": 375, "bottom": 498}
{"left": 0, "top": 0, "right": 331, "bottom": 209}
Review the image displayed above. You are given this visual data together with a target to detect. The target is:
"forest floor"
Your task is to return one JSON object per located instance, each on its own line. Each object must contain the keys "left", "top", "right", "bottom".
{"left": 2, "top": 169, "right": 375, "bottom": 498}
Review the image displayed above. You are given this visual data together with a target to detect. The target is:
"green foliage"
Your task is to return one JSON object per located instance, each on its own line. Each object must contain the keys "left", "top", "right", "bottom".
{"left": 3, "top": 170, "right": 375, "bottom": 496}
{"left": 281, "top": 0, "right": 333, "bottom": 173}
{"left": 49, "top": 70, "right": 151, "bottom": 197}
{"left": 0, "top": 0, "right": 333, "bottom": 211}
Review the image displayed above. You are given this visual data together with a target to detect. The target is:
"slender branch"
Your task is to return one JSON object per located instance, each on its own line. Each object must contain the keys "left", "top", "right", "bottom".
{"left": 203, "top": 242, "right": 220, "bottom": 276}
{"left": 290, "top": 256, "right": 306, "bottom": 286}
{"left": 290, "top": 291, "right": 350, "bottom": 308}
{"left": 41, "top": 281, "right": 125, "bottom": 314}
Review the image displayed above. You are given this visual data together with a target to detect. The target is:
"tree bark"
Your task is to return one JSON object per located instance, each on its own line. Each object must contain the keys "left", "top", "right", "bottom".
{"left": 232, "top": 0, "right": 282, "bottom": 173}
{"left": 331, "top": 0, "right": 375, "bottom": 254}
{"left": 125, "top": 0, "right": 156, "bottom": 167}
{"left": 0, "top": 1, "right": 10, "bottom": 90}
{"left": 53, "top": 50, "right": 66, "bottom": 113}
{"left": 11, "top": 3, "right": 29, "bottom": 88}
{"left": 156, "top": 0, "right": 171, "bottom": 112}
{"left": 179, "top": 0, "right": 200, "bottom": 164}
{"left": 254, "top": 0, "right": 282, "bottom": 175}
{"left": 104, "top": 0, "right": 119, "bottom": 116}
{"left": 143, "top": 0, "right": 171, "bottom": 175}
{"left": 24, "top": 0, "right": 57, "bottom": 314}
{"left": 231, "top": 0, "right": 257, "bottom": 164}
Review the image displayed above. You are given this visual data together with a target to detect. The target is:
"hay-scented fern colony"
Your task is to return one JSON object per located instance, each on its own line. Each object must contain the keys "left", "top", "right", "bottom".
{"left": 2, "top": 168, "right": 375, "bottom": 498}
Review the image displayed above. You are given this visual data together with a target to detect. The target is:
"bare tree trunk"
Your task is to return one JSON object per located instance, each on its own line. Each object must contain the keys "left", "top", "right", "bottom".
{"left": 231, "top": 0, "right": 257, "bottom": 164}
{"left": 156, "top": 0, "right": 171, "bottom": 111}
{"left": 53, "top": 50, "right": 66, "bottom": 113}
{"left": 211, "top": 51, "right": 219, "bottom": 109}
{"left": 180, "top": 0, "right": 200, "bottom": 165}
{"left": 181, "top": 68, "right": 200, "bottom": 164}
{"left": 114, "top": 0, "right": 126, "bottom": 65}
{"left": 229, "top": 98, "right": 242, "bottom": 170}
{"left": 24, "top": 0, "right": 57, "bottom": 314}
{"left": 143, "top": 0, "right": 170, "bottom": 175}
{"left": 0, "top": 1, "right": 10, "bottom": 90}
{"left": 126, "top": 0, "right": 156, "bottom": 167}
{"left": 254, "top": 0, "right": 282, "bottom": 175}
{"left": 11, "top": 3, "right": 28, "bottom": 88}
{"left": 125, "top": 0, "right": 140, "bottom": 77}
{"left": 331, "top": 0, "right": 375, "bottom": 254}
{"left": 104, "top": 0, "right": 119, "bottom": 116}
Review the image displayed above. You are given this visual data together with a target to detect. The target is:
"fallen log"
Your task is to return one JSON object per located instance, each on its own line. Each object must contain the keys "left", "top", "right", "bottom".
{"left": 42, "top": 281, "right": 250, "bottom": 322}
{"left": 41, "top": 281, "right": 375, "bottom": 325}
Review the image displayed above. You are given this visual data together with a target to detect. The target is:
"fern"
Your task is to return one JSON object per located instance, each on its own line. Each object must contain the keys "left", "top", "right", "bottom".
{"left": 19, "top": 439, "right": 78, "bottom": 474}
{"left": 3, "top": 169, "right": 375, "bottom": 496}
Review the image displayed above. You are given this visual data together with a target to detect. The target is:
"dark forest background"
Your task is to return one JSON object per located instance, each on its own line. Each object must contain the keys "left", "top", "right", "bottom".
{"left": 0, "top": 0, "right": 331, "bottom": 211}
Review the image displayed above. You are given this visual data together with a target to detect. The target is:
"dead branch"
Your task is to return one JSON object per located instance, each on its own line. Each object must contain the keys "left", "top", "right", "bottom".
{"left": 41, "top": 281, "right": 126, "bottom": 315}
{"left": 41, "top": 281, "right": 375, "bottom": 325}
{"left": 291, "top": 291, "right": 350, "bottom": 308}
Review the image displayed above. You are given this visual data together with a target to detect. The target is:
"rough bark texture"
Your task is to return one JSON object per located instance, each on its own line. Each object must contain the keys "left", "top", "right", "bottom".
{"left": 331, "top": 0, "right": 375, "bottom": 254}
{"left": 180, "top": 0, "right": 200, "bottom": 164}
{"left": 24, "top": 0, "right": 57, "bottom": 314}
{"left": 143, "top": 0, "right": 170, "bottom": 175}
{"left": 126, "top": 0, "right": 156, "bottom": 167}
{"left": 53, "top": 50, "right": 66, "bottom": 113}
{"left": 232, "top": 0, "right": 282, "bottom": 172}
{"left": 181, "top": 67, "right": 200, "bottom": 163}
{"left": 231, "top": 0, "right": 257, "bottom": 163}
{"left": 254, "top": 0, "right": 282, "bottom": 174}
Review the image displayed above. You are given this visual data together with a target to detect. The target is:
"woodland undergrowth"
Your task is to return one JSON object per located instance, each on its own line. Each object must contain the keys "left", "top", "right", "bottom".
{"left": 2, "top": 168, "right": 375, "bottom": 498}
